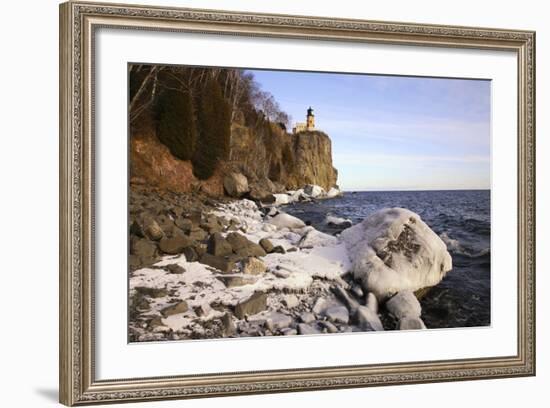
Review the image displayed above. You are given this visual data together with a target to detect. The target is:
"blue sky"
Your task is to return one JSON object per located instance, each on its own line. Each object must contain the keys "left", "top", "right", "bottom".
{"left": 248, "top": 69, "right": 491, "bottom": 191}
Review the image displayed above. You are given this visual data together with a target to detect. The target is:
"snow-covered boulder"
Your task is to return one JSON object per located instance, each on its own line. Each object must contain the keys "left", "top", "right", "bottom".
{"left": 268, "top": 213, "right": 306, "bottom": 229}
{"left": 303, "top": 184, "right": 326, "bottom": 198}
{"left": 340, "top": 207, "right": 452, "bottom": 300}
{"left": 326, "top": 187, "right": 342, "bottom": 198}
{"left": 273, "top": 193, "right": 291, "bottom": 206}
{"left": 386, "top": 291, "right": 422, "bottom": 319}
{"left": 298, "top": 227, "right": 339, "bottom": 248}
{"left": 325, "top": 214, "right": 352, "bottom": 229}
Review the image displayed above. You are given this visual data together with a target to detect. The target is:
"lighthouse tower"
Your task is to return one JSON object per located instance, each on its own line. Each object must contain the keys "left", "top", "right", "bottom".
{"left": 306, "top": 106, "right": 315, "bottom": 131}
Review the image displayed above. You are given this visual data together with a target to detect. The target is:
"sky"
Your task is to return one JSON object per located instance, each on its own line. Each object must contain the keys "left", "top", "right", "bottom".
{"left": 248, "top": 69, "right": 491, "bottom": 192}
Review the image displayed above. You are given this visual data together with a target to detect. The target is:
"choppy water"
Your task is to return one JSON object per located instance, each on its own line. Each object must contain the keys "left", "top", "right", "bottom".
{"left": 284, "top": 190, "right": 491, "bottom": 329}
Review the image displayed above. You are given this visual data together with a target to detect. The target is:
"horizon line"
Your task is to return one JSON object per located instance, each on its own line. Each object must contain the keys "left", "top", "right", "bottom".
{"left": 340, "top": 188, "right": 491, "bottom": 192}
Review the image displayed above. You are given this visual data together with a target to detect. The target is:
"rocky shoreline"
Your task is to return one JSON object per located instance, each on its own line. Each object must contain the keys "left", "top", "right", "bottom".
{"left": 129, "top": 185, "right": 452, "bottom": 342}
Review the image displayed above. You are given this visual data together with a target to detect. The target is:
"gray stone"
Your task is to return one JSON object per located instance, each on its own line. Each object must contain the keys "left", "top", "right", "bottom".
{"left": 365, "top": 292, "right": 379, "bottom": 313}
{"left": 161, "top": 301, "right": 188, "bottom": 317}
{"left": 241, "top": 257, "right": 267, "bottom": 275}
{"left": 386, "top": 290, "right": 422, "bottom": 320}
{"left": 259, "top": 238, "right": 274, "bottom": 253}
{"left": 199, "top": 253, "right": 236, "bottom": 273}
{"left": 398, "top": 316, "right": 427, "bottom": 330}
{"left": 331, "top": 286, "right": 360, "bottom": 313}
{"left": 355, "top": 305, "right": 384, "bottom": 331}
{"left": 324, "top": 306, "right": 350, "bottom": 324}
{"left": 207, "top": 233, "right": 233, "bottom": 257}
{"left": 281, "top": 328, "right": 298, "bottom": 336}
{"left": 193, "top": 302, "right": 211, "bottom": 317}
{"left": 320, "top": 320, "right": 339, "bottom": 333}
{"left": 282, "top": 294, "right": 300, "bottom": 309}
{"left": 300, "top": 312, "right": 316, "bottom": 324}
{"left": 165, "top": 264, "right": 185, "bottom": 274}
{"left": 297, "top": 323, "right": 320, "bottom": 335}
{"left": 234, "top": 292, "right": 268, "bottom": 319}
{"left": 265, "top": 313, "right": 293, "bottom": 331}
{"left": 134, "top": 286, "right": 168, "bottom": 298}
{"left": 351, "top": 284, "right": 364, "bottom": 299}
{"left": 312, "top": 297, "right": 328, "bottom": 315}
{"left": 159, "top": 235, "right": 193, "bottom": 255}
{"left": 221, "top": 313, "right": 236, "bottom": 336}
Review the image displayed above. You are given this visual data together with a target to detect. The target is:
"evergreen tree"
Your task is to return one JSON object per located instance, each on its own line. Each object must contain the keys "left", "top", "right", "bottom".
{"left": 156, "top": 89, "right": 197, "bottom": 161}
{"left": 192, "top": 79, "right": 232, "bottom": 180}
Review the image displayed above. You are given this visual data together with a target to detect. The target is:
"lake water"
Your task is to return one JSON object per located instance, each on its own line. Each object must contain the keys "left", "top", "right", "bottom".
{"left": 284, "top": 190, "right": 491, "bottom": 329}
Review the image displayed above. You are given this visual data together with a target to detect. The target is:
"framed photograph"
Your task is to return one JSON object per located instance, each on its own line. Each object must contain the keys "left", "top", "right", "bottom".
{"left": 59, "top": 1, "right": 536, "bottom": 405}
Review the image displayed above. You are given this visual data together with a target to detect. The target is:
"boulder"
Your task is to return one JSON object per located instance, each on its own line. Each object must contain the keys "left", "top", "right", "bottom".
{"left": 199, "top": 253, "right": 236, "bottom": 273}
{"left": 265, "top": 313, "right": 293, "bottom": 331}
{"left": 355, "top": 306, "right": 384, "bottom": 331}
{"left": 134, "top": 286, "right": 168, "bottom": 298}
{"left": 241, "top": 257, "right": 267, "bottom": 275}
{"left": 158, "top": 235, "right": 193, "bottom": 255}
{"left": 161, "top": 301, "right": 188, "bottom": 317}
{"left": 282, "top": 294, "right": 300, "bottom": 309}
{"left": 297, "top": 323, "right": 320, "bottom": 335}
{"left": 326, "top": 187, "right": 342, "bottom": 198}
{"left": 386, "top": 291, "right": 422, "bottom": 320}
{"left": 182, "top": 246, "right": 199, "bottom": 262}
{"left": 398, "top": 316, "right": 427, "bottom": 330}
{"left": 299, "top": 227, "right": 338, "bottom": 248}
{"left": 223, "top": 172, "right": 249, "bottom": 197}
{"left": 165, "top": 264, "right": 185, "bottom": 274}
{"left": 131, "top": 238, "right": 156, "bottom": 258}
{"left": 303, "top": 184, "right": 325, "bottom": 198}
{"left": 324, "top": 306, "right": 350, "bottom": 324}
{"left": 234, "top": 292, "right": 268, "bottom": 319}
{"left": 207, "top": 233, "right": 233, "bottom": 257}
{"left": 226, "top": 232, "right": 267, "bottom": 258}
{"left": 259, "top": 238, "right": 274, "bottom": 253}
{"left": 143, "top": 217, "right": 164, "bottom": 241}
{"left": 340, "top": 207, "right": 452, "bottom": 300}
{"left": 217, "top": 274, "right": 258, "bottom": 288}
{"left": 268, "top": 213, "right": 306, "bottom": 229}
{"left": 273, "top": 193, "right": 290, "bottom": 205}
{"left": 300, "top": 312, "right": 316, "bottom": 324}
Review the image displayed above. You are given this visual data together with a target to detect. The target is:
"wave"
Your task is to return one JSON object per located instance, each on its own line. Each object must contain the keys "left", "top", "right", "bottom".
{"left": 440, "top": 232, "right": 490, "bottom": 259}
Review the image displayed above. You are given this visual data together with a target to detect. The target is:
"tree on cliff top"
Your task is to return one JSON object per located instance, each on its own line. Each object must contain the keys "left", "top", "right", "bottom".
{"left": 192, "top": 78, "right": 231, "bottom": 180}
{"left": 156, "top": 88, "right": 197, "bottom": 161}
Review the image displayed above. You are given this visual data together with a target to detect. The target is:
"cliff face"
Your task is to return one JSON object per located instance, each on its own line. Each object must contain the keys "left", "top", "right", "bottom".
{"left": 130, "top": 114, "right": 338, "bottom": 197}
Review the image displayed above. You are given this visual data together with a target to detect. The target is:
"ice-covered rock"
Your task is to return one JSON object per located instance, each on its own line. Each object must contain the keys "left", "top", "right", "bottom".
{"left": 326, "top": 187, "right": 342, "bottom": 198}
{"left": 355, "top": 306, "right": 384, "bottom": 331}
{"left": 398, "top": 316, "right": 427, "bottom": 330}
{"left": 268, "top": 213, "right": 306, "bottom": 229}
{"left": 325, "top": 214, "right": 352, "bottom": 228}
{"left": 341, "top": 207, "right": 452, "bottom": 300}
{"left": 304, "top": 184, "right": 326, "bottom": 198}
{"left": 273, "top": 193, "right": 291, "bottom": 206}
{"left": 298, "top": 227, "right": 339, "bottom": 248}
{"left": 386, "top": 290, "right": 422, "bottom": 320}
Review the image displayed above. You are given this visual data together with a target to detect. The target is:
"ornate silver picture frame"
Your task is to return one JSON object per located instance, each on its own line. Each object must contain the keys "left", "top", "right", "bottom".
{"left": 59, "top": 1, "right": 535, "bottom": 405}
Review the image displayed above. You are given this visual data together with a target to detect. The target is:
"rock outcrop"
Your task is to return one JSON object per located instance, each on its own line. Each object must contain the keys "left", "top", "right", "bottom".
{"left": 341, "top": 207, "right": 452, "bottom": 300}
{"left": 130, "top": 114, "right": 338, "bottom": 198}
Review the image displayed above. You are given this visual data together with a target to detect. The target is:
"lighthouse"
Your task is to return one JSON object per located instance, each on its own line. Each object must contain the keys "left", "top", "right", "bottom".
{"left": 306, "top": 106, "right": 315, "bottom": 130}
{"left": 292, "top": 107, "right": 317, "bottom": 134}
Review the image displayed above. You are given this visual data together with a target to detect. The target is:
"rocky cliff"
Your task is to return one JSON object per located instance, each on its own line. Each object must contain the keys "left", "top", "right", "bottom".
{"left": 130, "top": 113, "right": 338, "bottom": 199}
